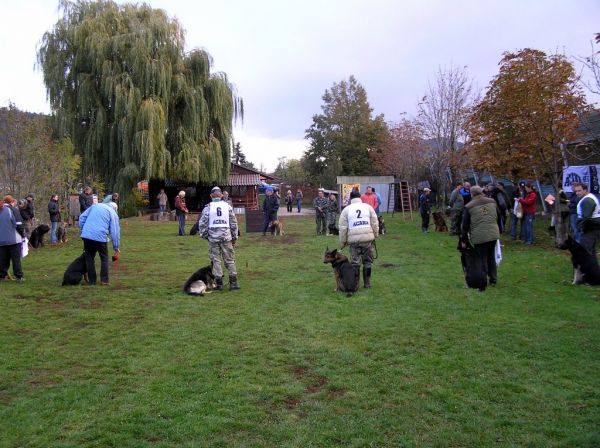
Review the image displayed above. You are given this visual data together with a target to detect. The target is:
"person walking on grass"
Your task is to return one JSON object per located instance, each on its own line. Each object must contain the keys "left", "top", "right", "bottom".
{"left": 339, "top": 189, "right": 378, "bottom": 288}
{"left": 313, "top": 188, "right": 328, "bottom": 236}
{"left": 48, "top": 194, "right": 61, "bottom": 244}
{"left": 419, "top": 187, "right": 432, "bottom": 233}
{"left": 516, "top": 183, "right": 537, "bottom": 245}
{"left": 573, "top": 182, "right": 600, "bottom": 257}
{"left": 460, "top": 185, "right": 501, "bottom": 286}
{"left": 198, "top": 186, "right": 240, "bottom": 290}
{"left": 78, "top": 202, "right": 120, "bottom": 286}
{"left": 262, "top": 187, "right": 279, "bottom": 236}
{"left": 0, "top": 195, "right": 25, "bottom": 282}
{"left": 175, "top": 190, "right": 189, "bottom": 236}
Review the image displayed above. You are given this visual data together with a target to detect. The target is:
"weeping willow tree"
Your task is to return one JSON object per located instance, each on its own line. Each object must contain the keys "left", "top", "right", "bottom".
{"left": 37, "top": 0, "right": 242, "bottom": 205}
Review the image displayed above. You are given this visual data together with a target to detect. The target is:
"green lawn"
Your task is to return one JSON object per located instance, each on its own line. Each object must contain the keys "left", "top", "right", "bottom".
{"left": 1, "top": 214, "right": 599, "bottom": 447}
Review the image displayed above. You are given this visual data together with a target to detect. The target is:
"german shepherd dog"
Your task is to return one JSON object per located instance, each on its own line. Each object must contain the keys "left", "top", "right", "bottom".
{"left": 432, "top": 212, "right": 448, "bottom": 232}
{"left": 62, "top": 253, "right": 88, "bottom": 285}
{"left": 323, "top": 248, "right": 358, "bottom": 297}
{"left": 378, "top": 215, "right": 386, "bottom": 235}
{"left": 457, "top": 240, "right": 487, "bottom": 291}
{"left": 270, "top": 220, "right": 284, "bottom": 236}
{"left": 558, "top": 236, "right": 600, "bottom": 285}
{"left": 56, "top": 222, "right": 68, "bottom": 243}
{"left": 183, "top": 264, "right": 217, "bottom": 295}
{"left": 30, "top": 224, "right": 50, "bottom": 248}
{"left": 328, "top": 223, "right": 340, "bottom": 235}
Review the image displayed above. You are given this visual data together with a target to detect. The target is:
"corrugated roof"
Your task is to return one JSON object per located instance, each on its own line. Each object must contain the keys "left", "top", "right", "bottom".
{"left": 224, "top": 173, "right": 261, "bottom": 186}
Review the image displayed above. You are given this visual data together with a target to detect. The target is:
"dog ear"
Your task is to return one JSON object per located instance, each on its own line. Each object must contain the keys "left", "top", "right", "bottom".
{"left": 332, "top": 249, "right": 337, "bottom": 255}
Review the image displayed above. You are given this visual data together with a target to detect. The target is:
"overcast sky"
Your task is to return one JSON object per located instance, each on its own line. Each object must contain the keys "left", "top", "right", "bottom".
{"left": 1, "top": 0, "right": 598, "bottom": 171}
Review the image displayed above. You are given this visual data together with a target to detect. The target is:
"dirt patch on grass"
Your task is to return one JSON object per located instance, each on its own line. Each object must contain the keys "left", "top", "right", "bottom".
{"left": 380, "top": 263, "right": 398, "bottom": 268}
{"left": 291, "top": 365, "right": 328, "bottom": 394}
{"left": 326, "top": 387, "right": 348, "bottom": 400}
{"left": 259, "top": 235, "right": 298, "bottom": 245}
{"left": 283, "top": 396, "right": 301, "bottom": 410}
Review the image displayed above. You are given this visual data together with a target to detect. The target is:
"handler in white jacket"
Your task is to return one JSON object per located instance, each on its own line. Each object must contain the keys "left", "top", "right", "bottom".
{"left": 339, "top": 189, "right": 378, "bottom": 288}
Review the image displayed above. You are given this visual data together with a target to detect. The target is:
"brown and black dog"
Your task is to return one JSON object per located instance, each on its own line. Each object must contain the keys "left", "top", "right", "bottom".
{"left": 323, "top": 248, "right": 358, "bottom": 297}
{"left": 432, "top": 212, "right": 448, "bottom": 232}
{"left": 270, "top": 220, "right": 284, "bottom": 236}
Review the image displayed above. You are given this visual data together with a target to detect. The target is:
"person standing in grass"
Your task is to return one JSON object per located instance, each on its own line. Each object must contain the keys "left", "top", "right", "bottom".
{"left": 0, "top": 195, "right": 25, "bottom": 282}
{"left": 339, "top": 189, "right": 378, "bottom": 288}
{"left": 198, "top": 186, "right": 240, "bottom": 291}
{"left": 262, "top": 187, "right": 279, "bottom": 236}
{"left": 516, "top": 183, "right": 537, "bottom": 245}
{"left": 79, "top": 202, "right": 120, "bottom": 286}
{"left": 156, "top": 188, "right": 168, "bottom": 213}
{"left": 313, "top": 189, "right": 329, "bottom": 236}
{"left": 461, "top": 185, "right": 501, "bottom": 286}
{"left": 48, "top": 194, "right": 61, "bottom": 244}
{"left": 448, "top": 181, "right": 465, "bottom": 235}
{"left": 175, "top": 190, "right": 189, "bottom": 236}
{"left": 326, "top": 193, "right": 338, "bottom": 235}
{"left": 573, "top": 182, "right": 600, "bottom": 257}
{"left": 419, "top": 187, "right": 432, "bottom": 233}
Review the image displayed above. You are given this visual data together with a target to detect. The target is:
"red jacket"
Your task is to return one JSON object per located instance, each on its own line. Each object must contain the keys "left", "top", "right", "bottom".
{"left": 361, "top": 193, "right": 378, "bottom": 210}
{"left": 520, "top": 191, "right": 537, "bottom": 215}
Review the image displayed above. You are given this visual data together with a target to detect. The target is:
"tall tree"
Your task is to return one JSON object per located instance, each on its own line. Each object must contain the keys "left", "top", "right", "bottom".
{"left": 370, "top": 119, "right": 428, "bottom": 188}
{"left": 467, "top": 48, "right": 587, "bottom": 242}
{"left": 37, "top": 0, "right": 242, "bottom": 212}
{"left": 418, "top": 64, "right": 475, "bottom": 199}
{"left": 304, "top": 76, "right": 387, "bottom": 187}
{"left": 231, "top": 141, "right": 256, "bottom": 170}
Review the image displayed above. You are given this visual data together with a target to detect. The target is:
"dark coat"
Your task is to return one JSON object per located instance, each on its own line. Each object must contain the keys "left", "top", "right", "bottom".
{"left": 263, "top": 195, "right": 280, "bottom": 215}
{"left": 79, "top": 193, "right": 93, "bottom": 213}
{"left": 48, "top": 200, "right": 61, "bottom": 222}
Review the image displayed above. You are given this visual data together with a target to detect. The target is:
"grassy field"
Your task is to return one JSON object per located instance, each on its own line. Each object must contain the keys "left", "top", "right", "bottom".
{"left": 1, "top": 214, "right": 599, "bottom": 447}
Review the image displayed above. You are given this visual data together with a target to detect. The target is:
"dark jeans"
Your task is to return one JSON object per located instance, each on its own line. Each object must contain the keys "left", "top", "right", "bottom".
{"left": 296, "top": 199, "right": 302, "bottom": 212}
{"left": 421, "top": 212, "right": 430, "bottom": 231}
{"left": 570, "top": 213, "right": 581, "bottom": 242}
{"left": 177, "top": 214, "right": 186, "bottom": 235}
{"left": 83, "top": 238, "right": 109, "bottom": 284}
{"left": 0, "top": 243, "right": 23, "bottom": 279}
{"left": 523, "top": 214, "right": 535, "bottom": 244}
{"left": 286, "top": 202, "right": 293, "bottom": 212}
{"left": 475, "top": 240, "right": 497, "bottom": 284}
{"left": 263, "top": 212, "right": 277, "bottom": 235}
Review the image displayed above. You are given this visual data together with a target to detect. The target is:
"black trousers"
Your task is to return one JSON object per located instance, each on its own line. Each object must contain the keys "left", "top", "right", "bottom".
{"left": 475, "top": 240, "right": 497, "bottom": 284}
{"left": 0, "top": 243, "right": 23, "bottom": 279}
{"left": 421, "top": 212, "right": 430, "bottom": 231}
{"left": 82, "top": 238, "right": 109, "bottom": 284}
{"left": 263, "top": 212, "right": 277, "bottom": 235}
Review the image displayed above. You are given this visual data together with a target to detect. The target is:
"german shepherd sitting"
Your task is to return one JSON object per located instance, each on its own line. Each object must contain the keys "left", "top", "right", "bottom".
{"left": 270, "top": 220, "right": 284, "bottom": 236}
{"left": 457, "top": 240, "right": 487, "bottom": 291}
{"left": 323, "top": 247, "right": 358, "bottom": 297}
{"left": 30, "top": 224, "right": 50, "bottom": 248}
{"left": 378, "top": 215, "right": 386, "bottom": 235}
{"left": 183, "top": 264, "right": 216, "bottom": 295}
{"left": 56, "top": 222, "right": 68, "bottom": 243}
{"left": 432, "top": 212, "right": 448, "bottom": 232}
{"left": 62, "top": 253, "right": 88, "bottom": 286}
{"left": 558, "top": 236, "right": 600, "bottom": 285}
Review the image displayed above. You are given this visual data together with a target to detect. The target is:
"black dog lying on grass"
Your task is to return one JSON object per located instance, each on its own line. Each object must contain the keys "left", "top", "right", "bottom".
{"left": 62, "top": 253, "right": 88, "bottom": 286}
{"left": 457, "top": 240, "right": 487, "bottom": 291}
{"left": 183, "top": 264, "right": 216, "bottom": 295}
{"left": 558, "top": 236, "right": 600, "bottom": 285}
{"left": 323, "top": 247, "right": 358, "bottom": 297}
{"left": 30, "top": 224, "right": 50, "bottom": 248}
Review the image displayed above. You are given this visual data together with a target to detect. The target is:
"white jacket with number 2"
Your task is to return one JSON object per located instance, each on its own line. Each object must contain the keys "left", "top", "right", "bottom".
{"left": 339, "top": 198, "right": 378, "bottom": 245}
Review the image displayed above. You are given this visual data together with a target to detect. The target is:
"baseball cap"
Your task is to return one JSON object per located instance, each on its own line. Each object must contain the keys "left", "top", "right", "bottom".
{"left": 211, "top": 186, "right": 222, "bottom": 194}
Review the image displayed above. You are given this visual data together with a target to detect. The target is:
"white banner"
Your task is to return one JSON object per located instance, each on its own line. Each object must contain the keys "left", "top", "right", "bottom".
{"left": 563, "top": 165, "right": 600, "bottom": 194}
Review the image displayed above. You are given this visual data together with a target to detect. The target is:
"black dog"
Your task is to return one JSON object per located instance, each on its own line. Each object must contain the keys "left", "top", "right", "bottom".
{"left": 62, "top": 253, "right": 88, "bottom": 286}
{"left": 29, "top": 224, "right": 50, "bottom": 248}
{"left": 458, "top": 240, "right": 487, "bottom": 291}
{"left": 328, "top": 223, "right": 340, "bottom": 235}
{"left": 183, "top": 264, "right": 216, "bottom": 295}
{"left": 378, "top": 215, "right": 386, "bottom": 235}
{"left": 323, "top": 248, "right": 358, "bottom": 297}
{"left": 558, "top": 236, "right": 600, "bottom": 285}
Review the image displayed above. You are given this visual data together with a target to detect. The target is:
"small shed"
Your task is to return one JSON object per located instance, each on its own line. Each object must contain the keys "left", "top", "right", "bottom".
{"left": 336, "top": 176, "right": 395, "bottom": 212}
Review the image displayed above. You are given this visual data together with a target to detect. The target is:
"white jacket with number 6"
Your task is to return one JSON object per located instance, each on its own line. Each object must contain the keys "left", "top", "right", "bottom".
{"left": 339, "top": 198, "right": 378, "bottom": 245}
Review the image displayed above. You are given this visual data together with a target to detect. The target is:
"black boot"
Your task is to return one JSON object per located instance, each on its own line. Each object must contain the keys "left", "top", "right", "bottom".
{"left": 229, "top": 275, "right": 240, "bottom": 290}
{"left": 363, "top": 267, "right": 372, "bottom": 288}
{"left": 215, "top": 277, "right": 224, "bottom": 291}
{"left": 354, "top": 266, "right": 360, "bottom": 291}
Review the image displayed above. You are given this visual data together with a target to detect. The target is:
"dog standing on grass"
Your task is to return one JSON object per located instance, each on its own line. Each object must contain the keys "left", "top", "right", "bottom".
{"left": 323, "top": 248, "right": 358, "bottom": 296}
{"left": 270, "top": 220, "right": 284, "bottom": 236}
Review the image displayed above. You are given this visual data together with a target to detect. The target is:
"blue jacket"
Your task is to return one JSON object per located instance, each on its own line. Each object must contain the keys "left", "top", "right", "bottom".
{"left": 79, "top": 203, "right": 121, "bottom": 250}
{"left": 0, "top": 205, "right": 24, "bottom": 246}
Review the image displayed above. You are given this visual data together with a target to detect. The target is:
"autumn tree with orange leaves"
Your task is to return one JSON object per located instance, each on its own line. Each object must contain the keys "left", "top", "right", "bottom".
{"left": 466, "top": 48, "right": 587, "bottom": 242}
